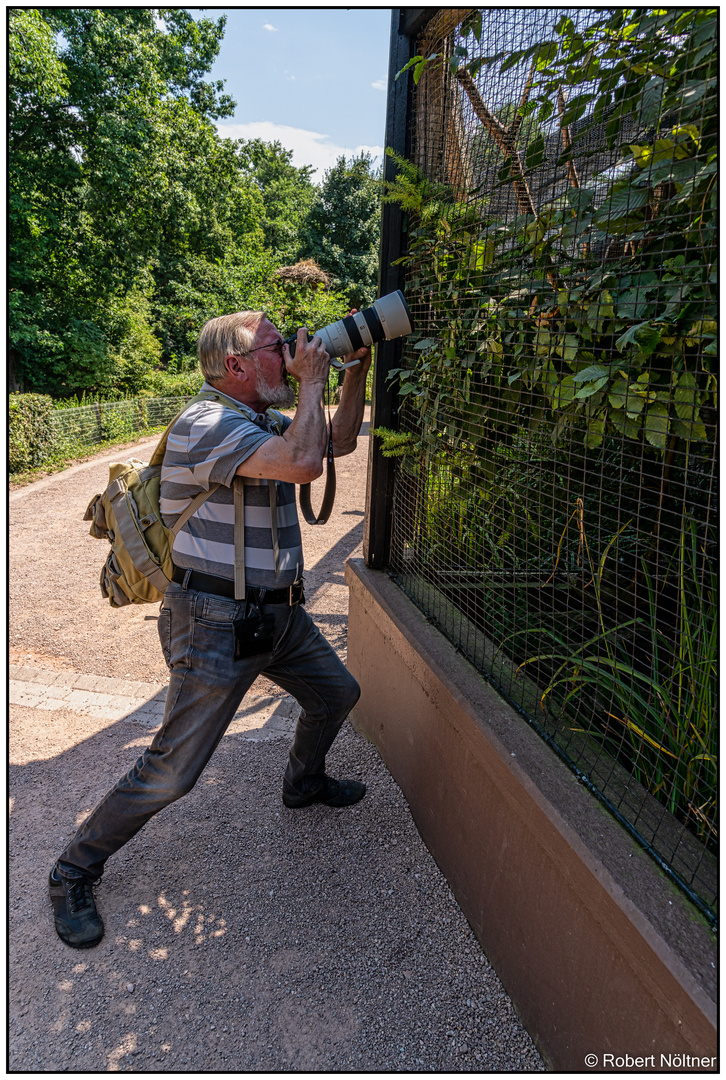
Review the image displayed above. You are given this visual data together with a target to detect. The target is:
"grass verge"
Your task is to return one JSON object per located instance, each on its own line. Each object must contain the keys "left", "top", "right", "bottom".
{"left": 9, "top": 427, "right": 168, "bottom": 489}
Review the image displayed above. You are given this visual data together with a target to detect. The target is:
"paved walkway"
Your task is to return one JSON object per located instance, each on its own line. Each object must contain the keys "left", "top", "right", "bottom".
{"left": 9, "top": 425, "right": 544, "bottom": 1072}
{"left": 9, "top": 665, "right": 297, "bottom": 741}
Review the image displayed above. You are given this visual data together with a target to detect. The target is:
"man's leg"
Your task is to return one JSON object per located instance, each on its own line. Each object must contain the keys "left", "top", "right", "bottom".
{"left": 261, "top": 604, "right": 363, "bottom": 805}
{"left": 51, "top": 585, "right": 267, "bottom": 945}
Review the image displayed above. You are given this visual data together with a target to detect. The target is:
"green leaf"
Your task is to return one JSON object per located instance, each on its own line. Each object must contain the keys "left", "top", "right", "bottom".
{"left": 576, "top": 377, "right": 609, "bottom": 399}
{"left": 498, "top": 157, "right": 513, "bottom": 184}
{"left": 681, "top": 78, "right": 717, "bottom": 108}
{"left": 566, "top": 187, "right": 595, "bottom": 213}
{"left": 585, "top": 417, "right": 605, "bottom": 448}
{"left": 573, "top": 364, "right": 609, "bottom": 382}
{"left": 617, "top": 288, "right": 650, "bottom": 321}
{"left": 537, "top": 100, "right": 554, "bottom": 123}
{"left": 674, "top": 371, "right": 701, "bottom": 421}
{"left": 525, "top": 135, "right": 546, "bottom": 171}
{"left": 610, "top": 408, "right": 642, "bottom": 440}
{"left": 597, "top": 187, "right": 650, "bottom": 220}
{"left": 413, "top": 338, "right": 438, "bottom": 351}
{"left": 550, "top": 375, "right": 577, "bottom": 408}
{"left": 644, "top": 402, "right": 670, "bottom": 451}
{"left": 562, "top": 334, "right": 579, "bottom": 362}
{"left": 396, "top": 55, "right": 424, "bottom": 80}
{"left": 673, "top": 418, "right": 708, "bottom": 442}
{"left": 608, "top": 377, "right": 629, "bottom": 409}
{"left": 624, "top": 391, "right": 646, "bottom": 417}
{"left": 615, "top": 322, "right": 662, "bottom": 355}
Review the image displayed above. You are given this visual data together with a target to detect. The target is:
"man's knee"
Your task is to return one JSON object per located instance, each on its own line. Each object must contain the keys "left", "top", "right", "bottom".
{"left": 134, "top": 751, "right": 201, "bottom": 805}
{"left": 342, "top": 672, "right": 361, "bottom": 716}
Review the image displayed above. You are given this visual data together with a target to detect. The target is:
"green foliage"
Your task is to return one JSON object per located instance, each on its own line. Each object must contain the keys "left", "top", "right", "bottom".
{"left": 237, "top": 139, "right": 316, "bottom": 263}
{"left": 8, "top": 8, "right": 379, "bottom": 401}
{"left": 141, "top": 369, "right": 205, "bottom": 399}
{"left": 386, "top": 8, "right": 717, "bottom": 456}
{"left": 387, "top": 8, "right": 717, "bottom": 862}
{"left": 301, "top": 153, "right": 381, "bottom": 309}
{"left": 8, "top": 6, "right": 257, "bottom": 396}
{"left": 8, "top": 392, "right": 54, "bottom": 471}
{"left": 372, "top": 427, "right": 420, "bottom": 458}
{"left": 515, "top": 517, "right": 717, "bottom": 846}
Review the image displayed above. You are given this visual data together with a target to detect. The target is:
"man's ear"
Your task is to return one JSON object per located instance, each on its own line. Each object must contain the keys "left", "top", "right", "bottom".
{"left": 224, "top": 354, "right": 249, "bottom": 381}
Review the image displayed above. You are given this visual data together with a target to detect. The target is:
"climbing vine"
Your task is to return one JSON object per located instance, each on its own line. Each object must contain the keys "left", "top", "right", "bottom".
{"left": 388, "top": 8, "right": 717, "bottom": 455}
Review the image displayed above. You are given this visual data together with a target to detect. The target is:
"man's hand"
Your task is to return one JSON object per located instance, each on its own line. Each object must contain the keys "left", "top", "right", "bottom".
{"left": 340, "top": 309, "right": 373, "bottom": 375}
{"left": 283, "top": 327, "right": 330, "bottom": 386}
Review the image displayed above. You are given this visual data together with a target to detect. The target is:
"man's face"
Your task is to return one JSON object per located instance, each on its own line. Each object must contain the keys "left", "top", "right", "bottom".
{"left": 249, "top": 319, "right": 295, "bottom": 410}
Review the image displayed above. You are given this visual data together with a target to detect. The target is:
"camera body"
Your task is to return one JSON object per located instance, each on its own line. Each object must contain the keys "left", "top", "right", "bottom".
{"left": 285, "top": 290, "right": 413, "bottom": 370}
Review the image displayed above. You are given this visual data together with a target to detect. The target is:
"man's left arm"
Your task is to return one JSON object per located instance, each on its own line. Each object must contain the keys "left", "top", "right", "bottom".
{"left": 330, "top": 350, "right": 371, "bottom": 456}
{"left": 330, "top": 311, "right": 373, "bottom": 457}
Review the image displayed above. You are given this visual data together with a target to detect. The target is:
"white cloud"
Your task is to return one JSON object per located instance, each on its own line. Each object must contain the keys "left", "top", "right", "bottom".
{"left": 262, "top": 22, "right": 278, "bottom": 33}
{"left": 216, "top": 120, "right": 383, "bottom": 179}
{"left": 371, "top": 79, "right": 386, "bottom": 91}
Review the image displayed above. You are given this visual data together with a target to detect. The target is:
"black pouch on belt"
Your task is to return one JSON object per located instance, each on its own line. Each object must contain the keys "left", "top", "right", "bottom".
{"left": 233, "top": 611, "right": 276, "bottom": 660}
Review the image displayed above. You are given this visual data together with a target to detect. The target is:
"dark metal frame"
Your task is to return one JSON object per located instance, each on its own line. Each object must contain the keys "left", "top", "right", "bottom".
{"left": 364, "top": 8, "right": 436, "bottom": 568}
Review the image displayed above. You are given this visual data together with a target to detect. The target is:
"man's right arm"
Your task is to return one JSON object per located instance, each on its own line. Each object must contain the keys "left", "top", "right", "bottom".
{"left": 235, "top": 330, "right": 330, "bottom": 485}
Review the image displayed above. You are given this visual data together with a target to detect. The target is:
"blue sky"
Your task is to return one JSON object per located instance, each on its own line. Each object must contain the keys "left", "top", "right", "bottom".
{"left": 189, "top": 8, "right": 393, "bottom": 179}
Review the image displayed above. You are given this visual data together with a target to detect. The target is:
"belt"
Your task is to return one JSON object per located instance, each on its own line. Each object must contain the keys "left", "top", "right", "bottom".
{"left": 172, "top": 567, "right": 304, "bottom": 606}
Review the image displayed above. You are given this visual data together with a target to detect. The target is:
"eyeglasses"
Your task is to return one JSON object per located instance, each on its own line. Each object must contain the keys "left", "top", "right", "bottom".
{"left": 246, "top": 338, "right": 286, "bottom": 360}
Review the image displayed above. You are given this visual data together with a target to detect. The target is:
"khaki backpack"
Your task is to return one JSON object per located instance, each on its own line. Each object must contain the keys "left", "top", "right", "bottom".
{"left": 84, "top": 391, "right": 282, "bottom": 607}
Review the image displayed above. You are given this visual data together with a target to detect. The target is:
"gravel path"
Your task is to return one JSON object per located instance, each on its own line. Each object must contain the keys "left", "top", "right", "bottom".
{"left": 9, "top": 415, "right": 544, "bottom": 1072}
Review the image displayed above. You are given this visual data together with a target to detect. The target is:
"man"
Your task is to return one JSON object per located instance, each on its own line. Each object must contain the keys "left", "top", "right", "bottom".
{"left": 50, "top": 311, "right": 371, "bottom": 949}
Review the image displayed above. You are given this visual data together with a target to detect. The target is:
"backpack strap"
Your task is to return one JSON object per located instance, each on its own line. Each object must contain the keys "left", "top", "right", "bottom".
{"left": 233, "top": 476, "right": 246, "bottom": 601}
{"left": 170, "top": 485, "right": 221, "bottom": 536}
{"left": 148, "top": 391, "right": 240, "bottom": 468}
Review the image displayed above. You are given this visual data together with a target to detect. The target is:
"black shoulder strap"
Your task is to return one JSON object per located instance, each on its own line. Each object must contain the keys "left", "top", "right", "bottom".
{"left": 299, "top": 421, "right": 336, "bottom": 525}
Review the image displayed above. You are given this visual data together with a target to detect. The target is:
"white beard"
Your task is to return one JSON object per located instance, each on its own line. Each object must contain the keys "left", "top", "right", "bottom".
{"left": 254, "top": 364, "right": 296, "bottom": 410}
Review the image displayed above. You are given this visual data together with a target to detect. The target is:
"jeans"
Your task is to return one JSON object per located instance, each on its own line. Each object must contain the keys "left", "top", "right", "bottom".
{"left": 58, "top": 583, "right": 360, "bottom": 879}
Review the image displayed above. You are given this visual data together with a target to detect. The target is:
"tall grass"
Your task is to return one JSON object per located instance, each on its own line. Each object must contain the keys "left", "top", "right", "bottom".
{"left": 515, "top": 514, "right": 717, "bottom": 846}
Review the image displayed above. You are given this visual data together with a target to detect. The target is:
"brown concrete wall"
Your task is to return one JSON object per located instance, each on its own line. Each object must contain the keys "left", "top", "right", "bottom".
{"left": 345, "top": 559, "right": 717, "bottom": 1073}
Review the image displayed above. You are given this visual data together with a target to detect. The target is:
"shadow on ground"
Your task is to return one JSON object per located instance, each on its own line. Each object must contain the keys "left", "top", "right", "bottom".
{"left": 10, "top": 698, "right": 543, "bottom": 1072}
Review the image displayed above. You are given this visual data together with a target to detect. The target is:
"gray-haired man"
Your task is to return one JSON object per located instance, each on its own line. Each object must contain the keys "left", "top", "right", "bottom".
{"left": 50, "top": 313, "right": 371, "bottom": 948}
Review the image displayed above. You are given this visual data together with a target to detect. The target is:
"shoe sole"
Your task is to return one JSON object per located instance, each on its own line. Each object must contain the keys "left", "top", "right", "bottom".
{"left": 54, "top": 928, "right": 104, "bottom": 949}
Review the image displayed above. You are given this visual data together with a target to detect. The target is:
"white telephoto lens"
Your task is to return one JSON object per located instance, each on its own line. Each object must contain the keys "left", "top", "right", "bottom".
{"left": 317, "top": 322, "right": 354, "bottom": 359}
{"left": 373, "top": 290, "right": 413, "bottom": 339}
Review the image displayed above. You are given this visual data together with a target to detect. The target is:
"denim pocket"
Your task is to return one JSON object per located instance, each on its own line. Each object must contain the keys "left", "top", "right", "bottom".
{"left": 197, "top": 596, "right": 239, "bottom": 627}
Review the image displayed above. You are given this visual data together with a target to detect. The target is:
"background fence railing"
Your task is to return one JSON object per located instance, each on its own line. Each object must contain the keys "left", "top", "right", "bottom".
{"left": 376, "top": 8, "right": 717, "bottom": 922}
{"left": 49, "top": 396, "right": 194, "bottom": 455}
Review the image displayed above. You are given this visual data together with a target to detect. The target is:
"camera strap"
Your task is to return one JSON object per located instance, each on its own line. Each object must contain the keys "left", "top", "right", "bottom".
{"left": 299, "top": 385, "right": 336, "bottom": 526}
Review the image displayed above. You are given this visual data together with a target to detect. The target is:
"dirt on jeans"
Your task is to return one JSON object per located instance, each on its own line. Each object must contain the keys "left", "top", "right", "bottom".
{"left": 9, "top": 410, "right": 544, "bottom": 1073}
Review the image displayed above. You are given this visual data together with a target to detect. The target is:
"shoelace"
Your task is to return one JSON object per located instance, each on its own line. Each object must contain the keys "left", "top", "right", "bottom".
{"left": 67, "top": 876, "right": 100, "bottom": 915}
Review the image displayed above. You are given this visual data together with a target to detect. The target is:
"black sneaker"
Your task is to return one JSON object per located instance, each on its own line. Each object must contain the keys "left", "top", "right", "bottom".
{"left": 282, "top": 776, "right": 366, "bottom": 809}
{"left": 49, "top": 864, "right": 104, "bottom": 949}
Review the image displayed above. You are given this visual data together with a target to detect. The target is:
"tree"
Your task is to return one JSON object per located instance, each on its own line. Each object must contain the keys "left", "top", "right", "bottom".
{"left": 236, "top": 139, "right": 316, "bottom": 262}
{"left": 300, "top": 153, "right": 381, "bottom": 309}
{"left": 9, "top": 6, "right": 248, "bottom": 395}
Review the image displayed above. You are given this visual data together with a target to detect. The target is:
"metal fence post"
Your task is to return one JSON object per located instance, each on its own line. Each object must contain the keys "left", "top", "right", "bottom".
{"left": 364, "top": 9, "right": 428, "bottom": 569}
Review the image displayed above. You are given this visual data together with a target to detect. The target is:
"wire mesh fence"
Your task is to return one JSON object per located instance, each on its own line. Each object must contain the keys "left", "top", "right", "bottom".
{"left": 50, "top": 397, "right": 194, "bottom": 457}
{"left": 380, "top": 8, "right": 717, "bottom": 922}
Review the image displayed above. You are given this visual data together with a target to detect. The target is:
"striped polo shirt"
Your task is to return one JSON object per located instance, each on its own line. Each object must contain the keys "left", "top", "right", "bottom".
{"left": 159, "top": 383, "right": 303, "bottom": 588}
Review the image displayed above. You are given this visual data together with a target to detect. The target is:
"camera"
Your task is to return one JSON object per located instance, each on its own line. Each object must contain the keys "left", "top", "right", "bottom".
{"left": 285, "top": 290, "right": 414, "bottom": 370}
